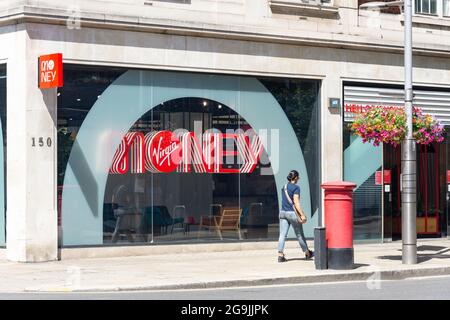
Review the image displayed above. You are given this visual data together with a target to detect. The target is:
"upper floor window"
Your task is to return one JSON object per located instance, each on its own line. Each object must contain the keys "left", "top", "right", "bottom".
{"left": 415, "top": 0, "right": 450, "bottom": 17}
{"left": 444, "top": 0, "right": 450, "bottom": 16}
{"left": 415, "top": 0, "right": 437, "bottom": 15}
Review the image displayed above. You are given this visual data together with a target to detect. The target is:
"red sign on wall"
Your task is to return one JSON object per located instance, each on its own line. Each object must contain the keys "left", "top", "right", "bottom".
{"left": 384, "top": 170, "right": 391, "bottom": 184}
{"left": 344, "top": 104, "right": 421, "bottom": 114}
{"left": 447, "top": 170, "right": 450, "bottom": 184}
{"left": 375, "top": 171, "right": 382, "bottom": 185}
{"left": 38, "top": 53, "right": 63, "bottom": 89}
{"left": 375, "top": 170, "right": 392, "bottom": 185}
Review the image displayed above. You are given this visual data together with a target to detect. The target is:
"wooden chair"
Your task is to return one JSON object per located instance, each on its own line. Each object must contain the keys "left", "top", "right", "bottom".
{"left": 198, "top": 207, "right": 243, "bottom": 240}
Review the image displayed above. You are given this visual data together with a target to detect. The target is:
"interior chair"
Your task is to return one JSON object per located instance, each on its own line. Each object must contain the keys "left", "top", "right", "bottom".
{"left": 144, "top": 206, "right": 184, "bottom": 235}
{"left": 170, "top": 205, "right": 186, "bottom": 234}
{"left": 198, "top": 207, "right": 243, "bottom": 240}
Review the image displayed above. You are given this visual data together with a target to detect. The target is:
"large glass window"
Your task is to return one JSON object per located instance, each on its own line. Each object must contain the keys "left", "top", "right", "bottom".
{"left": 0, "top": 65, "right": 6, "bottom": 246}
{"left": 343, "top": 125, "right": 383, "bottom": 241}
{"left": 58, "top": 66, "right": 320, "bottom": 246}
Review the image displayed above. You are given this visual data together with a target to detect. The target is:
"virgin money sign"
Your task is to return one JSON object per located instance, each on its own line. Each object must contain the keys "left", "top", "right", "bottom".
{"left": 146, "top": 131, "right": 181, "bottom": 173}
{"left": 38, "top": 53, "right": 63, "bottom": 89}
{"left": 109, "top": 130, "right": 264, "bottom": 174}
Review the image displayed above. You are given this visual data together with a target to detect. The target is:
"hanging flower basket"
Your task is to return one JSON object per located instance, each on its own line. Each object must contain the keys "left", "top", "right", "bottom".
{"left": 349, "top": 106, "right": 445, "bottom": 147}
{"left": 412, "top": 108, "right": 445, "bottom": 145}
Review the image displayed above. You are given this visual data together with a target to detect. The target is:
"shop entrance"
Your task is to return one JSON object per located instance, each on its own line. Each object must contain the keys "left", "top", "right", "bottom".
{"left": 344, "top": 83, "right": 450, "bottom": 242}
{"left": 383, "top": 138, "right": 449, "bottom": 241}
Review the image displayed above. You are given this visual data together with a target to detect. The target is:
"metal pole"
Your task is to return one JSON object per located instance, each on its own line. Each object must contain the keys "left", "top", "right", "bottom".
{"left": 402, "top": 0, "right": 417, "bottom": 264}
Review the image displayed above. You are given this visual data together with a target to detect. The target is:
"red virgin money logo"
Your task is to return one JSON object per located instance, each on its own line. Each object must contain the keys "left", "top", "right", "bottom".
{"left": 146, "top": 131, "right": 181, "bottom": 173}
{"left": 109, "top": 130, "right": 264, "bottom": 174}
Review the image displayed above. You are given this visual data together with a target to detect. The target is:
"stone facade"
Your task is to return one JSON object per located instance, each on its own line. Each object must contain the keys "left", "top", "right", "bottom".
{"left": 0, "top": 0, "right": 449, "bottom": 261}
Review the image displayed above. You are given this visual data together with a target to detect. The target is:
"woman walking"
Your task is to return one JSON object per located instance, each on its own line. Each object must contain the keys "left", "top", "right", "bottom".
{"left": 277, "top": 170, "right": 314, "bottom": 262}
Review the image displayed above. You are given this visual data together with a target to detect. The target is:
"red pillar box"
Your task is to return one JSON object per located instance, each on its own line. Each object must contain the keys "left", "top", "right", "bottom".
{"left": 321, "top": 181, "right": 357, "bottom": 270}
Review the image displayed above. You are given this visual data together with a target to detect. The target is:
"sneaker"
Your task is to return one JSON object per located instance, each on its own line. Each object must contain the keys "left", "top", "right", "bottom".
{"left": 305, "top": 250, "right": 314, "bottom": 260}
{"left": 278, "top": 255, "right": 287, "bottom": 263}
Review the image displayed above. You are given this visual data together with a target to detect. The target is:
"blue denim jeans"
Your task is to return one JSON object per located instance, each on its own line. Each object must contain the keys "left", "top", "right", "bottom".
{"left": 277, "top": 210, "right": 309, "bottom": 253}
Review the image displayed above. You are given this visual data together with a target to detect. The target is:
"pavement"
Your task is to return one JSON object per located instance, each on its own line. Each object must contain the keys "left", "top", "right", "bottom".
{"left": 0, "top": 239, "right": 449, "bottom": 293}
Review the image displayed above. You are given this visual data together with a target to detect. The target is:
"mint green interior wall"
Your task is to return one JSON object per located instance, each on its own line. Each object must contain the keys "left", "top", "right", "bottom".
{"left": 344, "top": 137, "right": 382, "bottom": 189}
{"left": 344, "top": 134, "right": 383, "bottom": 241}
{"left": 62, "top": 70, "right": 316, "bottom": 245}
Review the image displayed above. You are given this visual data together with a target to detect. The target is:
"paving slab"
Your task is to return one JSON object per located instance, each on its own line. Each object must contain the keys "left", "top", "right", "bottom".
{"left": 0, "top": 239, "right": 448, "bottom": 293}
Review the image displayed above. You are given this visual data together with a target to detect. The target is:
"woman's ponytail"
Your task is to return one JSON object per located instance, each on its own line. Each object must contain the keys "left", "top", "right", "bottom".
{"left": 286, "top": 170, "right": 299, "bottom": 182}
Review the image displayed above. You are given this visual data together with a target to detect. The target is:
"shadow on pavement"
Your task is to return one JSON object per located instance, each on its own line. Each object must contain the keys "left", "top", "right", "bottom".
{"left": 285, "top": 258, "right": 370, "bottom": 270}
{"left": 376, "top": 246, "right": 450, "bottom": 263}
{"left": 285, "top": 258, "right": 312, "bottom": 262}
{"left": 416, "top": 245, "right": 448, "bottom": 252}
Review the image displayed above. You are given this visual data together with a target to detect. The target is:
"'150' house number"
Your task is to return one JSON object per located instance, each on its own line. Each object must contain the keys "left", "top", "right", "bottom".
{"left": 31, "top": 137, "right": 52, "bottom": 147}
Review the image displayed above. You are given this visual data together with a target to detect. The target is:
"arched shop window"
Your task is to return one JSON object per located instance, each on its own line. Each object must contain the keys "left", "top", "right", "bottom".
{"left": 58, "top": 66, "right": 320, "bottom": 246}
{"left": 102, "top": 98, "right": 279, "bottom": 244}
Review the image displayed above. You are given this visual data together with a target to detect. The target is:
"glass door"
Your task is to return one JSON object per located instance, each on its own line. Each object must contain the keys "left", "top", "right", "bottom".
{"left": 383, "top": 144, "right": 401, "bottom": 241}
{"left": 384, "top": 140, "right": 447, "bottom": 240}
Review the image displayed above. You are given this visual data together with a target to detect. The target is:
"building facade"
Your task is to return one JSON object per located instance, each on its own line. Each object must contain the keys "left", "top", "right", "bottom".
{"left": 0, "top": 0, "right": 450, "bottom": 262}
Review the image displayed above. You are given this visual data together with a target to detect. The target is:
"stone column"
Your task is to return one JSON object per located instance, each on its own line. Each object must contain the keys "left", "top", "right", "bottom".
{"left": 320, "top": 75, "right": 344, "bottom": 226}
{"left": 6, "top": 25, "right": 58, "bottom": 262}
{"left": 322, "top": 75, "right": 343, "bottom": 182}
